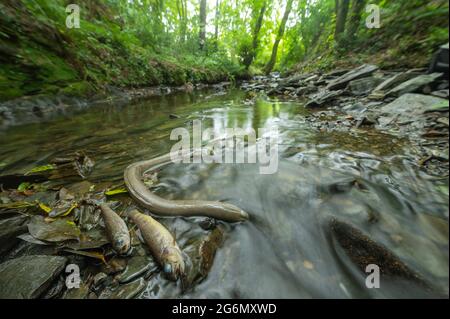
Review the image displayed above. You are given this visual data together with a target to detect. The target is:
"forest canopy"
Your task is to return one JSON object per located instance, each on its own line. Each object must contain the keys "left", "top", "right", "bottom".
{"left": 0, "top": 0, "right": 448, "bottom": 100}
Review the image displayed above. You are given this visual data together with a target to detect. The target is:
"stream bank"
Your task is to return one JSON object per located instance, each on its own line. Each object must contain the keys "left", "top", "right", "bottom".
{"left": 242, "top": 64, "right": 449, "bottom": 177}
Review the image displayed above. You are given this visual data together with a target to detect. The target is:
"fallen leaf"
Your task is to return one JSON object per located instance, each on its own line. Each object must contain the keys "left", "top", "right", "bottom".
{"left": 38, "top": 202, "right": 52, "bottom": 214}
{"left": 105, "top": 187, "right": 128, "bottom": 196}
{"left": 25, "top": 164, "right": 56, "bottom": 176}
{"left": 64, "top": 249, "right": 107, "bottom": 264}
{"left": 28, "top": 215, "right": 80, "bottom": 242}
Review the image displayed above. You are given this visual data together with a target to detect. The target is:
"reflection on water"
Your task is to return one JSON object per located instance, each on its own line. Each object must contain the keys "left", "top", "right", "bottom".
{"left": 0, "top": 89, "right": 448, "bottom": 298}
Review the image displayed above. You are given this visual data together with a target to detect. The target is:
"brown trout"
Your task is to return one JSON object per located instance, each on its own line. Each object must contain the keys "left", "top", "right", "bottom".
{"left": 129, "top": 210, "right": 185, "bottom": 281}
{"left": 99, "top": 203, "right": 131, "bottom": 255}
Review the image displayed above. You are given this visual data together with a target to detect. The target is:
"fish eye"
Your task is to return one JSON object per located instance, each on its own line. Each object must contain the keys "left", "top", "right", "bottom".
{"left": 115, "top": 238, "right": 124, "bottom": 247}
{"left": 163, "top": 263, "right": 173, "bottom": 274}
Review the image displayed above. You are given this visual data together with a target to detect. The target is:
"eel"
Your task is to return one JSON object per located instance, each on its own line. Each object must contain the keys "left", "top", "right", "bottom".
{"left": 124, "top": 151, "right": 249, "bottom": 222}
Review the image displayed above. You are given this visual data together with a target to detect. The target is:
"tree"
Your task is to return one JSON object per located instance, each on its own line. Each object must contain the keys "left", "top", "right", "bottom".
{"left": 265, "top": 0, "right": 294, "bottom": 74}
{"left": 176, "top": 0, "right": 188, "bottom": 43}
{"left": 242, "top": 1, "right": 267, "bottom": 69}
{"left": 346, "top": 0, "right": 367, "bottom": 42}
{"left": 334, "top": 0, "right": 350, "bottom": 43}
{"left": 199, "top": 0, "right": 207, "bottom": 50}
{"left": 249, "top": 1, "right": 267, "bottom": 68}
{"left": 215, "top": 0, "right": 220, "bottom": 47}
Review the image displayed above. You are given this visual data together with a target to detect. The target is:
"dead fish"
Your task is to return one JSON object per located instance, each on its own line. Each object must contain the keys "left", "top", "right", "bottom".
{"left": 99, "top": 204, "right": 131, "bottom": 255}
{"left": 129, "top": 210, "right": 185, "bottom": 281}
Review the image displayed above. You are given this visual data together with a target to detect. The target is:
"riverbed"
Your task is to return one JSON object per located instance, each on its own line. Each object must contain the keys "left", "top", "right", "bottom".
{"left": 0, "top": 89, "right": 448, "bottom": 299}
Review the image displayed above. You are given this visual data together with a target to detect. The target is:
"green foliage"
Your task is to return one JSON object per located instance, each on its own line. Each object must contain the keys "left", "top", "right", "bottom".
{"left": 0, "top": 0, "right": 448, "bottom": 101}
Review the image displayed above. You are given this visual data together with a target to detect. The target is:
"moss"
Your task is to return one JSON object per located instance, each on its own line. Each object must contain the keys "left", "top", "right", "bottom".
{"left": 59, "top": 81, "right": 94, "bottom": 97}
{"left": 0, "top": 0, "right": 236, "bottom": 102}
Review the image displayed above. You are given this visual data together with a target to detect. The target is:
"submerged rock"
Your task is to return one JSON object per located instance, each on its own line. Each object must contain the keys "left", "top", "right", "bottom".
{"left": 329, "top": 219, "right": 425, "bottom": 284}
{"left": 327, "top": 64, "right": 379, "bottom": 90}
{"left": 0, "top": 255, "right": 67, "bottom": 298}
{"left": 184, "top": 226, "right": 225, "bottom": 288}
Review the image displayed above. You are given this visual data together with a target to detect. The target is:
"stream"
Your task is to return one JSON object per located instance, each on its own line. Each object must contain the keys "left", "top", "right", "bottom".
{"left": 0, "top": 88, "right": 448, "bottom": 299}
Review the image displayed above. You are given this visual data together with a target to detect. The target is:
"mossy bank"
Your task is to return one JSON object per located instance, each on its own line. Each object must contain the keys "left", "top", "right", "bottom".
{"left": 0, "top": 0, "right": 243, "bottom": 102}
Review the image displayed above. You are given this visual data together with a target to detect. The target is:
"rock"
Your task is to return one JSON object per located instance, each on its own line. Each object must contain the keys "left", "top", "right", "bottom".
{"left": 304, "top": 74, "right": 319, "bottom": 83}
{"left": 355, "top": 116, "right": 378, "bottom": 128}
{"left": 369, "top": 71, "right": 422, "bottom": 99}
{"left": 0, "top": 215, "right": 29, "bottom": 255}
{"left": 306, "top": 90, "right": 344, "bottom": 108}
{"left": 324, "top": 69, "right": 352, "bottom": 78}
{"left": 63, "top": 281, "right": 91, "bottom": 299}
{"left": 184, "top": 227, "right": 224, "bottom": 288}
{"left": 378, "top": 94, "right": 448, "bottom": 128}
{"left": 329, "top": 219, "right": 425, "bottom": 284}
{"left": 326, "top": 64, "right": 379, "bottom": 90}
{"left": 296, "top": 86, "right": 318, "bottom": 96}
{"left": 348, "top": 77, "right": 383, "bottom": 96}
{"left": 437, "top": 81, "right": 449, "bottom": 90}
{"left": 28, "top": 215, "right": 81, "bottom": 242}
{"left": 99, "top": 277, "right": 146, "bottom": 299}
{"left": 0, "top": 174, "right": 48, "bottom": 190}
{"left": 0, "top": 255, "right": 67, "bottom": 298}
{"left": 437, "top": 117, "right": 449, "bottom": 127}
{"left": 93, "top": 272, "right": 108, "bottom": 287}
{"left": 115, "top": 256, "right": 156, "bottom": 284}
{"left": 431, "top": 90, "right": 449, "bottom": 99}
{"left": 428, "top": 43, "right": 449, "bottom": 76}
{"left": 386, "top": 73, "right": 443, "bottom": 97}
{"left": 42, "top": 276, "right": 65, "bottom": 299}
{"left": 101, "top": 257, "right": 127, "bottom": 275}
{"left": 280, "top": 74, "right": 305, "bottom": 87}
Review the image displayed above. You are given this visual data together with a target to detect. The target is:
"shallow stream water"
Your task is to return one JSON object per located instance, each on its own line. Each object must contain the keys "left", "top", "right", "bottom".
{"left": 0, "top": 89, "right": 448, "bottom": 298}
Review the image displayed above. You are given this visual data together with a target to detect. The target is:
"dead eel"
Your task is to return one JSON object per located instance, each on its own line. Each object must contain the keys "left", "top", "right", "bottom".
{"left": 129, "top": 210, "right": 185, "bottom": 281}
{"left": 124, "top": 152, "right": 249, "bottom": 223}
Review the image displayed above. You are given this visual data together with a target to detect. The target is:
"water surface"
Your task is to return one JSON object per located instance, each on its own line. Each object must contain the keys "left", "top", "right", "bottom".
{"left": 0, "top": 89, "right": 448, "bottom": 298}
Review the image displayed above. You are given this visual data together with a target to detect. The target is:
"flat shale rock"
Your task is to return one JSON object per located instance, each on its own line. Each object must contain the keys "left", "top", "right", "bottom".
{"left": 0, "top": 255, "right": 67, "bottom": 298}
{"left": 116, "top": 256, "right": 156, "bottom": 284}
{"left": 386, "top": 73, "right": 443, "bottom": 97}
{"left": 326, "top": 64, "right": 379, "bottom": 90}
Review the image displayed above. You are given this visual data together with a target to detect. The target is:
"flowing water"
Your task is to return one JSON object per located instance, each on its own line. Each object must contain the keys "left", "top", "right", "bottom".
{"left": 0, "top": 89, "right": 448, "bottom": 298}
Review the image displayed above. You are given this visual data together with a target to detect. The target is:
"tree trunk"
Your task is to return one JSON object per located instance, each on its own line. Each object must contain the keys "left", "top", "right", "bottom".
{"left": 346, "top": 0, "right": 366, "bottom": 41}
{"left": 245, "top": 1, "right": 267, "bottom": 69}
{"left": 177, "top": 0, "right": 187, "bottom": 43}
{"left": 214, "top": 0, "right": 220, "bottom": 49}
{"left": 334, "top": 0, "right": 350, "bottom": 43}
{"left": 265, "top": 0, "right": 294, "bottom": 74}
{"left": 199, "top": 0, "right": 207, "bottom": 50}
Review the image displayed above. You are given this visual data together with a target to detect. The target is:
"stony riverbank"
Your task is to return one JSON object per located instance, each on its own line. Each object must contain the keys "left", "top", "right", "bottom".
{"left": 0, "top": 81, "right": 232, "bottom": 130}
{"left": 242, "top": 64, "right": 449, "bottom": 176}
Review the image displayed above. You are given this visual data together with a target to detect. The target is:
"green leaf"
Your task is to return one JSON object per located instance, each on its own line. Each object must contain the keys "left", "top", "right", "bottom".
{"left": 105, "top": 187, "right": 128, "bottom": 196}
{"left": 25, "top": 164, "right": 56, "bottom": 175}
{"left": 38, "top": 202, "right": 52, "bottom": 214}
{"left": 17, "top": 182, "right": 31, "bottom": 192}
